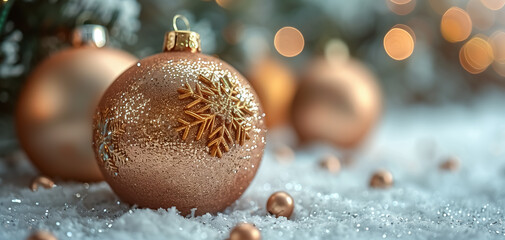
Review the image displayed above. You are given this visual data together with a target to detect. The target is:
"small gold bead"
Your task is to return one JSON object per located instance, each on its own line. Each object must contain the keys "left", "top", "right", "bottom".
{"left": 440, "top": 156, "right": 459, "bottom": 171}
{"left": 266, "top": 191, "right": 295, "bottom": 219}
{"left": 27, "top": 231, "right": 57, "bottom": 240}
{"left": 30, "top": 176, "right": 55, "bottom": 192}
{"left": 319, "top": 155, "right": 341, "bottom": 173}
{"left": 229, "top": 223, "right": 261, "bottom": 240}
{"left": 369, "top": 170, "right": 393, "bottom": 189}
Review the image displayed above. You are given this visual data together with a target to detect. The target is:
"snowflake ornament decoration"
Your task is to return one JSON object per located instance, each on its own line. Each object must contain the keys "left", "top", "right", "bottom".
{"left": 95, "top": 108, "right": 128, "bottom": 176}
{"left": 176, "top": 73, "right": 255, "bottom": 157}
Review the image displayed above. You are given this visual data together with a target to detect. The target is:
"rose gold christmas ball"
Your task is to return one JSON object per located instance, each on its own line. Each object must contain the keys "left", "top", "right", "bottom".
{"left": 27, "top": 231, "right": 57, "bottom": 240}
{"left": 16, "top": 35, "right": 137, "bottom": 182}
{"left": 266, "top": 191, "right": 294, "bottom": 218}
{"left": 229, "top": 223, "right": 261, "bottom": 240}
{"left": 369, "top": 170, "right": 393, "bottom": 189}
{"left": 249, "top": 57, "right": 296, "bottom": 128}
{"left": 291, "top": 58, "right": 382, "bottom": 149}
{"left": 92, "top": 28, "right": 266, "bottom": 215}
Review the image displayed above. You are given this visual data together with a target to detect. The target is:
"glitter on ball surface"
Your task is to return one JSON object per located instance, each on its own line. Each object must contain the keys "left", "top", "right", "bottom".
{"left": 91, "top": 51, "right": 266, "bottom": 216}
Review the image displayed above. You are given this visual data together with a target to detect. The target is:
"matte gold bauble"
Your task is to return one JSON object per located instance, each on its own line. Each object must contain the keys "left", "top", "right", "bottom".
{"left": 291, "top": 58, "right": 382, "bottom": 149}
{"left": 16, "top": 25, "right": 137, "bottom": 182}
{"left": 249, "top": 57, "right": 296, "bottom": 128}
{"left": 92, "top": 16, "right": 266, "bottom": 216}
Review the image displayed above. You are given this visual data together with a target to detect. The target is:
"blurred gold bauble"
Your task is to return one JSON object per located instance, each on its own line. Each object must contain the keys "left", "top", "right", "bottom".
{"left": 27, "top": 231, "right": 57, "bottom": 240}
{"left": 30, "top": 176, "right": 55, "bottom": 191}
{"left": 319, "top": 154, "right": 341, "bottom": 174}
{"left": 16, "top": 25, "right": 137, "bottom": 182}
{"left": 266, "top": 191, "right": 294, "bottom": 219}
{"left": 440, "top": 156, "right": 459, "bottom": 171}
{"left": 291, "top": 58, "right": 382, "bottom": 149}
{"left": 369, "top": 170, "right": 393, "bottom": 189}
{"left": 229, "top": 223, "right": 261, "bottom": 240}
{"left": 249, "top": 58, "right": 296, "bottom": 128}
{"left": 92, "top": 16, "right": 266, "bottom": 216}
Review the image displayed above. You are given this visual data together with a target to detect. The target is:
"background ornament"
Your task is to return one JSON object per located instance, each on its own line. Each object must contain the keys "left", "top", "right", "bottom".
{"left": 16, "top": 24, "right": 137, "bottom": 182}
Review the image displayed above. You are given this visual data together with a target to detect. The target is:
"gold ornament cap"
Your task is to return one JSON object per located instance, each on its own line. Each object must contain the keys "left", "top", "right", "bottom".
{"left": 163, "top": 15, "right": 201, "bottom": 53}
{"left": 72, "top": 24, "right": 108, "bottom": 48}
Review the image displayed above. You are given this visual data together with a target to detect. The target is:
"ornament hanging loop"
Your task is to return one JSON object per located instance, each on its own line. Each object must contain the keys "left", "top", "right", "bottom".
{"left": 164, "top": 15, "right": 201, "bottom": 53}
{"left": 173, "top": 15, "right": 190, "bottom": 31}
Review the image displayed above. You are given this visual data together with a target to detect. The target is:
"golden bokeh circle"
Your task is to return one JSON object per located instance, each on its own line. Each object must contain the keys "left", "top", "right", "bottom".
{"left": 492, "top": 61, "right": 505, "bottom": 77}
{"left": 274, "top": 27, "right": 304, "bottom": 57}
{"left": 441, "top": 7, "right": 472, "bottom": 43}
{"left": 459, "top": 36, "right": 494, "bottom": 74}
{"left": 383, "top": 27, "right": 415, "bottom": 61}
{"left": 467, "top": 0, "right": 495, "bottom": 31}
{"left": 387, "top": 0, "right": 416, "bottom": 15}
{"left": 490, "top": 31, "right": 505, "bottom": 63}
{"left": 480, "top": 0, "right": 505, "bottom": 10}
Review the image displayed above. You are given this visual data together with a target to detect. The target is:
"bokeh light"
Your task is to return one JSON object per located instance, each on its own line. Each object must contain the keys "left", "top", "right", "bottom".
{"left": 459, "top": 36, "right": 494, "bottom": 74}
{"left": 394, "top": 24, "right": 416, "bottom": 44}
{"left": 492, "top": 61, "right": 505, "bottom": 77}
{"left": 441, "top": 7, "right": 472, "bottom": 43}
{"left": 480, "top": 0, "right": 505, "bottom": 10}
{"left": 428, "top": 0, "right": 451, "bottom": 15}
{"left": 274, "top": 27, "right": 304, "bottom": 57}
{"left": 467, "top": 0, "right": 495, "bottom": 31}
{"left": 383, "top": 26, "right": 415, "bottom": 61}
{"left": 489, "top": 31, "right": 505, "bottom": 63}
{"left": 386, "top": 0, "right": 416, "bottom": 16}
{"left": 324, "top": 39, "right": 350, "bottom": 64}
{"left": 216, "top": 0, "right": 231, "bottom": 9}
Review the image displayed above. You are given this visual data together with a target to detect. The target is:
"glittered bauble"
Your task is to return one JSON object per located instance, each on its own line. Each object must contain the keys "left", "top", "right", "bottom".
{"left": 291, "top": 58, "right": 382, "bottom": 149}
{"left": 92, "top": 16, "right": 266, "bottom": 215}
{"left": 249, "top": 57, "right": 296, "bottom": 128}
{"left": 266, "top": 191, "right": 294, "bottom": 218}
{"left": 16, "top": 25, "right": 137, "bottom": 182}
{"left": 229, "top": 223, "right": 261, "bottom": 240}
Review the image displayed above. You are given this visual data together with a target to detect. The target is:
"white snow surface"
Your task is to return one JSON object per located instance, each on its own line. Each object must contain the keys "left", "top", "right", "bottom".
{"left": 2, "top": 94, "right": 505, "bottom": 240}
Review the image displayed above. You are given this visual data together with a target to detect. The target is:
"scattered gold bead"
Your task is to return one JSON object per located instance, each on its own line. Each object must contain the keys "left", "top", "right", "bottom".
{"left": 440, "top": 156, "right": 459, "bottom": 171}
{"left": 274, "top": 145, "right": 295, "bottom": 163}
{"left": 319, "top": 155, "right": 341, "bottom": 173}
{"left": 27, "top": 231, "right": 57, "bottom": 240}
{"left": 229, "top": 223, "right": 261, "bottom": 240}
{"left": 369, "top": 170, "right": 393, "bottom": 189}
{"left": 30, "top": 176, "right": 55, "bottom": 192}
{"left": 266, "top": 191, "right": 294, "bottom": 219}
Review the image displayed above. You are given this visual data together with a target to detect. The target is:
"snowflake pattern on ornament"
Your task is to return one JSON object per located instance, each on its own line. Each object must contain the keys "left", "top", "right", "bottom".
{"left": 95, "top": 108, "right": 128, "bottom": 176}
{"left": 176, "top": 73, "right": 255, "bottom": 157}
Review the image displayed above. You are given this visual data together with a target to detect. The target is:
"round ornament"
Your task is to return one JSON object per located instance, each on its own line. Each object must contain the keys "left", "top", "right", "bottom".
{"left": 266, "top": 191, "right": 294, "bottom": 219}
{"left": 92, "top": 16, "right": 266, "bottom": 215}
{"left": 249, "top": 57, "right": 296, "bottom": 128}
{"left": 16, "top": 25, "right": 137, "bottom": 182}
{"left": 369, "top": 170, "right": 393, "bottom": 189}
{"left": 229, "top": 223, "right": 261, "bottom": 240}
{"left": 291, "top": 58, "right": 382, "bottom": 149}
